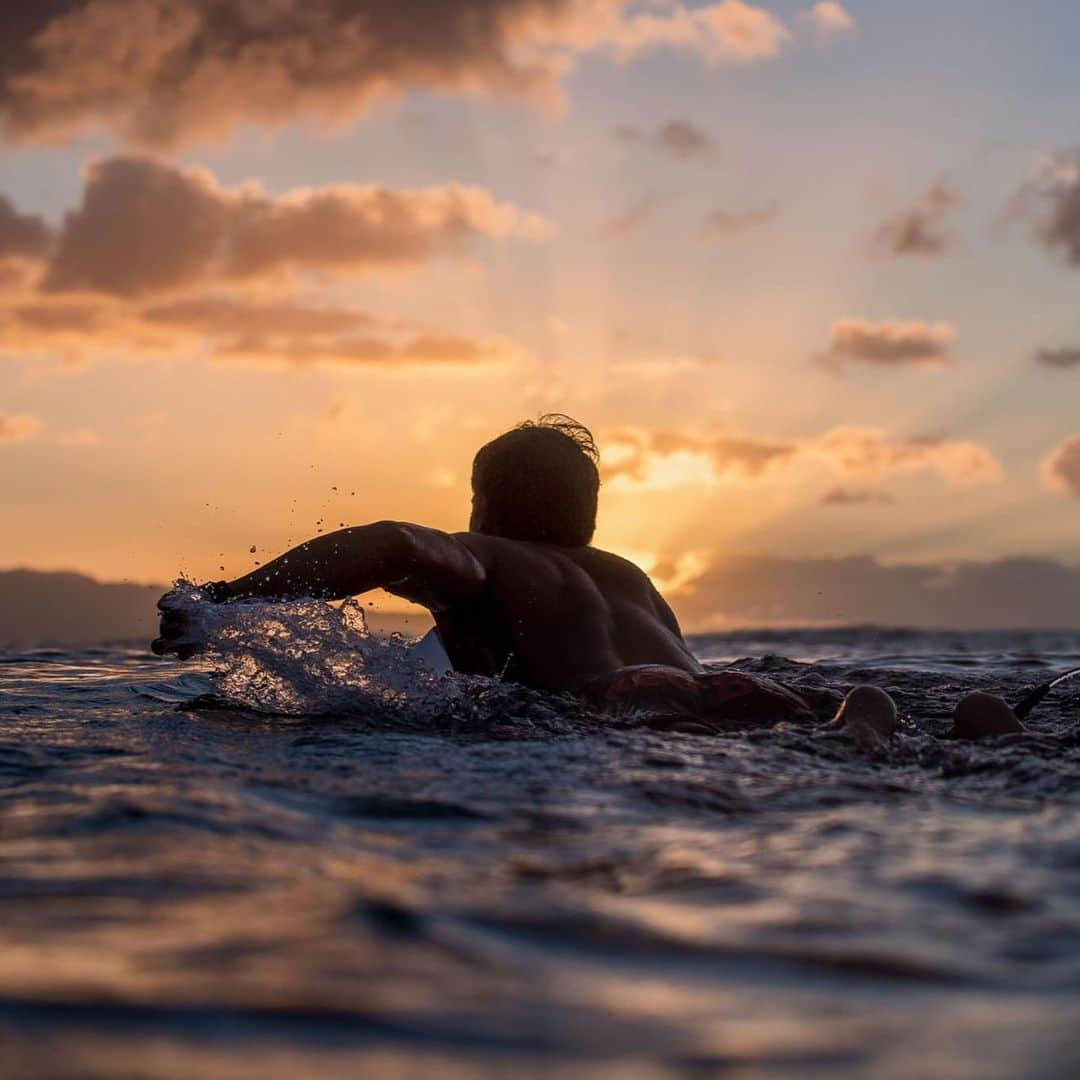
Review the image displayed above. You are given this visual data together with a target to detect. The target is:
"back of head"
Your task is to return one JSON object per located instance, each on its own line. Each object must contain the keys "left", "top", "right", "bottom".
{"left": 470, "top": 415, "right": 600, "bottom": 547}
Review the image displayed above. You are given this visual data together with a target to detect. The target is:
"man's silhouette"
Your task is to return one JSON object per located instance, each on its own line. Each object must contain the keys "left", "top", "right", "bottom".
{"left": 155, "top": 416, "right": 811, "bottom": 729}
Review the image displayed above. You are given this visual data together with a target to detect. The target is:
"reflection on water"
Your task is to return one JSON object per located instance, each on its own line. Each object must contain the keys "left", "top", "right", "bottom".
{"left": 0, "top": 627, "right": 1078, "bottom": 1078}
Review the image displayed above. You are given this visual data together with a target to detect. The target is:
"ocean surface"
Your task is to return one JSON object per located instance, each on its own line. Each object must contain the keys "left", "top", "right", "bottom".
{"left": 1, "top": 604, "right": 1079, "bottom": 1078}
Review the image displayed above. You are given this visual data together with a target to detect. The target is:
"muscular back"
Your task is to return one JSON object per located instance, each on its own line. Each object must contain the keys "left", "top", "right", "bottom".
{"left": 433, "top": 535, "right": 702, "bottom": 692}
{"left": 166, "top": 520, "right": 701, "bottom": 693}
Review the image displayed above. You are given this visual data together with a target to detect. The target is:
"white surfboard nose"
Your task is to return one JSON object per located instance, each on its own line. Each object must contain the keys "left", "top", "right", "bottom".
{"left": 409, "top": 628, "right": 453, "bottom": 677}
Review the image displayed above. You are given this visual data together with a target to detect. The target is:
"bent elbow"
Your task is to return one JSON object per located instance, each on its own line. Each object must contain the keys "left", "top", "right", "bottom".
{"left": 353, "top": 520, "right": 419, "bottom": 575}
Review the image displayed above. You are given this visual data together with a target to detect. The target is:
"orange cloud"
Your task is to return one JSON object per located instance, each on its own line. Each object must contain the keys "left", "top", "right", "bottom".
{"left": 217, "top": 332, "right": 517, "bottom": 368}
{"left": 601, "top": 425, "right": 1002, "bottom": 492}
{"left": 0, "top": 160, "right": 536, "bottom": 368}
{"left": 0, "top": 412, "right": 41, "bottom": 443}
{"left": 812, "top": 426, "right": 1003, "bottom": 487}
{"left": 0, "top": 1, "right": 591, "bottom": 145}
{"left": 817, "top": 317, "right": 955, "bottom": 369}
{"left": 42, "top": 157, "right": 546, "bottom": 298}
{"left": 615, "top": 2, "right": 790, "bottom": 64}
{"left": 55, "top": 428, "right": 101, "bottom": 447}
{"left": 0, "top": 290, "right": 516, "bottom": 370}
{"left": 1041, "top": 435, "right": 1080, "bottom": 497}
{"left": 0, "top": 2, "right": 800, "bottom": 148}
{"left": 801, "top": 2, "right": 855, "bottom": 43}
{"left": 601, "top": 428, "right": 798, "bottom": 489}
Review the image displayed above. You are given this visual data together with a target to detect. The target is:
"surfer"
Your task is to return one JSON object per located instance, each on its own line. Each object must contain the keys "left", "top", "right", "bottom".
{"left": 154, "top": 415, "right": 812, "bottom": 731}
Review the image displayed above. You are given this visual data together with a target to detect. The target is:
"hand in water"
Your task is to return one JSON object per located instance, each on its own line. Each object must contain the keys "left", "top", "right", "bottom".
{"left": 151, "top": 584, "right": 220, "bottom": 659}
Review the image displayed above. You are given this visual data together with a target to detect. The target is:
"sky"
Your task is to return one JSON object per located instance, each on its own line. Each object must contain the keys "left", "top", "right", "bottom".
{"left": 2, "top": 1, "right": 1080, "bottom": 629}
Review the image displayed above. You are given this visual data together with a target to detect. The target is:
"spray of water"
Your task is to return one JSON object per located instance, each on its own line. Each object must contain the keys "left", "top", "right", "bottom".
{"left": 158, "top": 580, "right": 584, "bottom": 736}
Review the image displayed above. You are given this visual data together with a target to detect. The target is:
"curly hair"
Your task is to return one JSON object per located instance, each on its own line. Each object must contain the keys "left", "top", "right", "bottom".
{"left": 471, "top": 415, "right": 600, "bottom": 546}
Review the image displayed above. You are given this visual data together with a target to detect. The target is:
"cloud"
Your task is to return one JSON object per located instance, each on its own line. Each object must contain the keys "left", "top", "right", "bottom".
{"left": 217, "top": 332, "right": 516, "bottom": 368}
{"left": 801, "top": 2, "right": 855, "bottom": 43}
{"left": 0, "top": 159, "right": 536, "bottom": 368}
{"left": 668, "top": 554, "right": 1080, "bottom": 631}
{"left": 702, "top": 202, "right": 778, "bottom": 236}
{"left": 870, "top": 179, "right": 959, "bottom": 257}
{"left": 819, "top": 486, "right": 894, "bottom": 506}
{"left": 0, "top": 290, "right": 515, "bottom": 370}
{"left": 614, "top": 120, "right": 715, "bottom": 161}
{"left": 1033, "top": 346, "right": 1080, "bottom": 370}
{"left": 602, "top": 193, "right": 664, "bottom": 236}
{"left": 812, "top": 427, "right": 1003, "bottom": 487}
{"left": 614, "top": 1, "right": 790, "bottom": 64}
{"left": 141, "top": 296, "right": 386, "bottom": 336}
{"left": 1042, "top": 435, "right": 1080, "bottom": 498}
{"left": 0, "top": 195, "right": 52, "bottom": 258}
{"left": 0, "top": 2, "right": 802, "bottom": 148}
{"left": 41, "top": 156, "right": 545, "bottom": 299}
{"left": 0, "top": 0, "right": 598, "bottom": 146}
{"left": 0, "top": 412, "right": 41, "bottom": 443}
{"left": 55, "top": 428, "right": 101, "bottom": 447}
{"left": 601, "top": 425, "right": 1002, "bottom": 491}
{"left": 602, "top": 428, "right": 797, "bottom": 488}
{"left": 817, "top": 317, "right": 955, "bottom": 369}
{"left": 0, "top": 295, "right": 180, "bottom": 364}
{"left": 1015, "top": 153, "right": 1080, "bottom": 266}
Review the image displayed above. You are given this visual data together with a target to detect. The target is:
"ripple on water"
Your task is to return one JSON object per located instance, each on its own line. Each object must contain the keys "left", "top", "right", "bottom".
{"left": 0, "top": 615, "right": 1078, "bottom": 1077}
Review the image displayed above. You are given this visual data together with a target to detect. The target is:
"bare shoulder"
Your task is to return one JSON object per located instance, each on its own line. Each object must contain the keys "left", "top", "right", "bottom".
{"left": 563, "top": 546, "right": 659, "bottom": 590}
{"left": 455, "top": 534, "right": 653, "bottom": 590}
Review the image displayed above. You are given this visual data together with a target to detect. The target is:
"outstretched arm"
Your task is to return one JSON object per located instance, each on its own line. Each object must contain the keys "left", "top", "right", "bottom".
{"left": 218, "top": 521, "right": 486, "bottom": 610}
{"left": 153, "top": 522, "right": 485, "bottom": 657}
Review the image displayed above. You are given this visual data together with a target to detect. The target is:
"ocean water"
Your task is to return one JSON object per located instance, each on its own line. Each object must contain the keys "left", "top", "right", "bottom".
{"left": 1, "top": 603, "right": 1079, "bottom": 1078}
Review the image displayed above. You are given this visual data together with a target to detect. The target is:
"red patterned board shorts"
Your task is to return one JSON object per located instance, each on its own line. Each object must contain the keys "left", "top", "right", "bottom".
{"left": 584, "top": 665, "right": 813, "bottom": 733}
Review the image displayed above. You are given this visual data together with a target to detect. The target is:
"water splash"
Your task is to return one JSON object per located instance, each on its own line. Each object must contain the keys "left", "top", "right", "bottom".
{"left": 158, "top": 580, "right": 584, "bottom": 736}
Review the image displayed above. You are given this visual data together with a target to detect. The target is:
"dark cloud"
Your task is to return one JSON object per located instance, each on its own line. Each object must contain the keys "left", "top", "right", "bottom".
{"left": 0, "top": 2, "right": 797, "bottom": 148}
{"left": 1042, "top": 435, "right": 1080, "bottom": 498}
{"left": 602, "top": 193, "right": 664, "bottom": 236}
{"left": 1034, "top": 346, "right": 1080, "bottom": 370}
{"left": 0, "top": 1, "right": 598, "bottom": 146}
{"left": 1022, "top": 156, "right": 1080, "bottom": 266}
{"left": 0, "top": 195, "right": 52, "bottom": 258}
{"left": 672, "top": 554, "right": 1080, "bottom": 631}
{"left": 819, "top": 486, "right": 894, "bottom": 506}
{"left": 702, "top": 202, "right": 777, "bottom": 236}
{"left": 817, "top": 317, "right": 955, "bottom": 369}
{"left": 42, "top": 156, "right": 543, "bottom": 298}
{"left": 614, "top": 120, "right": 715, "bottom": 161}
{"left": 871, "top": 179, "right": 959, "bottom": 257}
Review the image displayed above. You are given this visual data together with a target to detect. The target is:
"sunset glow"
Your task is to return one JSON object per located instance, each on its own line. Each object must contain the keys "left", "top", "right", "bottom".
{"left": 3, "top": 1, "right": 1080, "bottom": 628}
